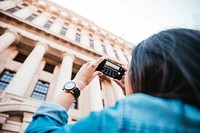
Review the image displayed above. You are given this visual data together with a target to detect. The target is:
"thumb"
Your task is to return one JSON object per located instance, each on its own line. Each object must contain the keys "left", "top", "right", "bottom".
{"left": 93, "top": 71, "right": 103, "bottom": 78}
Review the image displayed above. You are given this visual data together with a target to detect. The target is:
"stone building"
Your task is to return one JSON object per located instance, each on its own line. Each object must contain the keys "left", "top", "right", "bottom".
{"left": 0, "top": 0, "right": 132, "bottom": 132}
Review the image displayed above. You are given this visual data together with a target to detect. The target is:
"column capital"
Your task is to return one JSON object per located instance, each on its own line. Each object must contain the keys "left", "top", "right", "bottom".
{"left": 81, "top": 28, "right": 89, "bottom": 34}
{"left": 63, "top": 53, "right": 75, "bottom": 60}
{"left": 35, "top": 41, "right": 48, "bottom": 51}
{"left": 82, "top": 25, "right": 90, "bottom": 30}
{"left": 55, "top": 18, "right": 64, "bottom": 24}
{"left": 27, "top": 5, "right": 37, "bottom": 11}
{"left": 68, "top": 22, "right": 77, "bottom": 28}
{"left": 71, "top": 17, "right": 79, "bottom": 24}
{"left": 93, "top": 34, "right": 100, "bottom": 39}
{"left": 41, "top": 12, "right": 51, "bottom": 18}
{"left": 5, "top": 29, "right": 20, "bottom": 44}
{"left": 94, "top": 30, "right": 100, "bottom": 35}
{"left": 12, "top": 0, "right": 22, "bottom": 3}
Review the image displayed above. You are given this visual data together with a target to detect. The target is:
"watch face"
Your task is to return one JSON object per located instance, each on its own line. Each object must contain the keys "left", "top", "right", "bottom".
{"left": 64, "top": 82, "right": 76, "bottom": 90}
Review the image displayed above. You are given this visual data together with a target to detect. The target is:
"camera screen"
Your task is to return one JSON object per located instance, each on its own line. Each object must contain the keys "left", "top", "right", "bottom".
{"left": 105, "top": 61, "right": 120, "bottom": 70}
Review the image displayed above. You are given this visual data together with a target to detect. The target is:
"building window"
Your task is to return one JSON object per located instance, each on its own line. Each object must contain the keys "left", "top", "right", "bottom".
{"left": 44, "top": 21, "right": 52, "bottom": 29}
{"left": 102, "top": 99, "right": 105, "bottom": 107}
{"left": 37, "top": 10, "right": 42, "bottom": 13}
{"left": 124, "top": 54, "right": 129, "bottom": 63}
{"left": 89, "top": 33, "right": 94, "bottom": 49}
{"left": 77, "top": 28, "right": 81, "bottom": 32}
{"left": 21, "top": 3, "right": 28, "bottom": 7}
{"left": 89, "top": 33, "right": 93, "bottom": 38}
{"left": 64, "top": 22, "right": 69, "bottom": 27}
{"left": 75, "top": 33, "right": 81, "bottom": 43}
{"left": 13, "top": 53, "right": 27, "bottom": 63}
{"left": 31, "top": 80, "right": 49, "bottom": 101}
{"left": 71, "top": 73, "right": 76, "bottom": 80}
{"left": 43, "top": 63, "right": 55, "bottom": 73}
{"left": 25, "top": 14, "right": 37, "bottom": 21}
{"left": 0, "top": 70, "right": 15, "bottom": 90}
{"left": 60, "top": 27, "right": 67, "bottom": 36}
{"left": 51, "top": 16, "right": 56, "bottom": 20}
{"left": 71, "top": 99, "right": 78, "bottom": 109}
{"left": 89, "top": 39, "right": 94, "bottom": 49}
{"left": 102, "top": 44, "right": 107, "bottom": 55}
{"left": 113, "top": 49, "right": 119, "bottom": 60}
{"left": 6, "top": 6, "right": 21, "bottom": 13}
{"left": 71, "top": 118, "right": 77, "bottom": 122}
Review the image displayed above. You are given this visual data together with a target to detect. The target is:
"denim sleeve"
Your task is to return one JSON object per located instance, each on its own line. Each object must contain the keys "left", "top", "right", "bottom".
{"left": 25, "top": 102, "right": 103, "bottom": 133}
{"left": 25, "top": 101, "right": 121, "bottom": 133}
{"left": 25, "top": 102, "right": 69, "bottom": 133}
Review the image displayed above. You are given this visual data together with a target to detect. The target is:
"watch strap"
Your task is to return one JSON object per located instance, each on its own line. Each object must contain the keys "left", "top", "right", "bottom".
{"left": 73, "top": 87, "right": 80, "bottom": 99}
{"left": 63, "top": 82, "right": 80, "bottom": 99}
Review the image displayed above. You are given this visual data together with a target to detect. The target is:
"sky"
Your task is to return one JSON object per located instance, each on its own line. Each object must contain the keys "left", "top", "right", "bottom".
{"left": 50, "top": 0, "right": 200, "bottom": 45}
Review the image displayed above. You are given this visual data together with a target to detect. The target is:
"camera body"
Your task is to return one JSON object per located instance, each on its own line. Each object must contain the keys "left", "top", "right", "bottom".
{"left": 96, "top": 59, "right": 125, "bottom": 80}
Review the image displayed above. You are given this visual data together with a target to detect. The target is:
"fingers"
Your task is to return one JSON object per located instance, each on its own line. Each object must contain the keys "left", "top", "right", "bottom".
{"left": 121, "top": 65, "right": 128, "bottom": 71}
{"left": 98, "top": 72, "right": 104, "bottom": 76}
{"left": 85, "top": 56, "right": 106, "bottom": 70}
{"left": 113, "top": 78, "right": 125, "bottom": 91}
{"left": 113, "top": 79, "right": 123, "bottom": 86}
{"left": 93, "top": 71, "right": 103, "bottom": 78}
{"left": 93, "top": 56, "right": 106, "bottom": 67}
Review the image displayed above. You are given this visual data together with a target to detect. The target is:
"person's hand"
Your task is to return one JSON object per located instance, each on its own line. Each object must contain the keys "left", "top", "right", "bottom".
{"left": 73, "top": 57, "right": 105, "bottom": 90}
{"left": 112, "top": 66, "right": 128, "bottom": 95}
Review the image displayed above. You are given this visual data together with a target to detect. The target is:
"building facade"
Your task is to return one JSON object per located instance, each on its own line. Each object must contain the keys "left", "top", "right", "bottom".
{"left": 0, "top": 0, "right": 132, "bottom": 132}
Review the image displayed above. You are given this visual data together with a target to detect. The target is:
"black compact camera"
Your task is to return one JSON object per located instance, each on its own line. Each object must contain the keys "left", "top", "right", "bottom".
{"left": 96, "top": 59, "right": 125, "bottom": 80}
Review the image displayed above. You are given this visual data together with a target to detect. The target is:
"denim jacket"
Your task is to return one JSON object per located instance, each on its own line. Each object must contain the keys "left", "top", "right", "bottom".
{"left": 25, "top": 94, "right": 200, "bottom": 133}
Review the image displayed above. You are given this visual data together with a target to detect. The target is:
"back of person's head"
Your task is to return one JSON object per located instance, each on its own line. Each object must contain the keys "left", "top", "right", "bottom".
{"left": 129, "top": 28, "right": 200, "bottom": 108}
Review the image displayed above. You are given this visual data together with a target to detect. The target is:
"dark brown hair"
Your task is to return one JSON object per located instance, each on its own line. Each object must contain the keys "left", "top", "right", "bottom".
{"left": 130, "top": 28, "right": 200, "bottom": 108}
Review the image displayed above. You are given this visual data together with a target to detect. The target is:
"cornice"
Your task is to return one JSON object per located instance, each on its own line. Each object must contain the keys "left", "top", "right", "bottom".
{"left": 23, "top": 0, "right": 134, "bottom": 48}
{"left": 0, "top": 12, "right": 102, "bottom": 58}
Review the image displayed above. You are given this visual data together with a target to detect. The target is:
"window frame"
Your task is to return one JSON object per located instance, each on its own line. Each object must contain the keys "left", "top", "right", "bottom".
{"left": 31, "top": 80, "right": 49, "bottom": 101}
{"left": 25, "top": 14, "right": 37, "bottom": 21}
{"left": 113, "top": 49, "right": 120, "bottom": 60}
{"left": 13, "top": 53, "right": 27, "bottom": 63}
{"left": 75, "top": 33, "right": 81, "bottom": 43}
{"left": 44, "top": 21, "right": 53, "bottom": 29}
{"left": 0, "top": 70, "right": 16, "bottom": 90}
{"left": 43, "top": 63, "right": 55, "bottom": 73}
{"left": 6, "top": 6, "right": 21, "bottom": 13}
{"left": 60, "top": 27, "right": 67, "bottom": 36}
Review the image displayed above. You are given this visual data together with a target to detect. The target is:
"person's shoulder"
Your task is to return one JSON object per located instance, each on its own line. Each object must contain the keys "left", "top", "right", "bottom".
{"left": 121, "top": 93, "right": 200, "bottom": 114}
{"left": 119, "top": 93, "right": 164, "bottom": 107}
{"left": 99, "top": 94, "right": 200, "bottom": 132}
{"left": 119, "top": 94, "right": 200, "bottom": 127}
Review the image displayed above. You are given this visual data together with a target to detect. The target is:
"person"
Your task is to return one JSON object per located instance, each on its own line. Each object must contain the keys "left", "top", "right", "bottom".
{"left": 25, "top": 28, "right": 200, "bottom": 133}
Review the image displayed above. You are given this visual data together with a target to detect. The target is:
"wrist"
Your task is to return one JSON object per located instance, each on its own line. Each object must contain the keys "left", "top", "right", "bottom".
{"left": 72, "top": 79, "right": 86, "bottom": 91}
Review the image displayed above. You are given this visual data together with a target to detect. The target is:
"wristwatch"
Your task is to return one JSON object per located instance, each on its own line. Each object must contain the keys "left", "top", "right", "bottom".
{"left": 63, "top": 81, "right": 80, "bottom": 99}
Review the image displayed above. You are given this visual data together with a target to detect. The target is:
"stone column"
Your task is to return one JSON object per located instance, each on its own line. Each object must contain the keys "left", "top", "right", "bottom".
{"left": 49, "top": 18, "right": 64, "bottom": 34}
{"left": 80, "top": 28, "right": 89, "bottom": 47}
{"left": 116, "top": 47, "right": 128, "bottom": 64}
{"left": 53, "top": 54, "right": 74, "bottom": 98}
{"left": 32, "top": 12, "right": 51, "bottom": 27}
{"left": 20, "top": 112, "right": 33, "bottom": 133}
{"left": 111, "top": 80, "right": 125, "bottom": 100}
{"left": 105, "top": 40, "right": 115, "bottom": 58}
{"left": 93, "top": 34, "right": 103, "bottom": 53}
{"left": 89, "top": 76, "right": 103, "bottom": 111}
{"left": 0, "top": 0, "right": 21, "bottom": 11}
{"left": 127, "top": 54, "right": 132, "bottom": 62}
{"left": 13, "top": 5, "right": 37, "bottom": 19}
{"left": 0, "top": 30, "right": 18, "bottom": 53}
{"left": 66, "top": 23, "right": 77, "bottom": 40}
{"left": 5, "top": 42, "right": 48, "bottom": 96}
